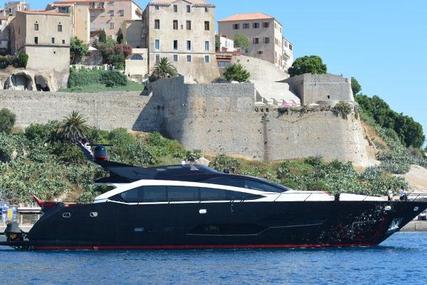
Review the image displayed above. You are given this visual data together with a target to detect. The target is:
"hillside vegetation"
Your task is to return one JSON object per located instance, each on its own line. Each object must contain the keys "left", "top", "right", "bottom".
{"left": 0, "top": 110, "right": 409, "bottom": 204}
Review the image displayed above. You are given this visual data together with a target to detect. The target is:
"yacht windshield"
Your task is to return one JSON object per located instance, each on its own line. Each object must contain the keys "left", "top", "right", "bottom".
{"left": 203, "top": 176, "right": 288, "bottom": 193}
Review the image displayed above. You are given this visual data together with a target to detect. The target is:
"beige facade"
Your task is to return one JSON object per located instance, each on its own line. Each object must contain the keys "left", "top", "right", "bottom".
{"left": 143, "top": 0, "right": 219, "bottom": 83}
{"left": 218, "top": 13, "right": 293, "bottom": 71}
{"left": 50, "top": 0, "right": 142, "bottom": 40}
{"left": 9, "top": 10, "right": 71, "bottom": 88}
{"left": 48, "top": 2, "right": 91, "bottom": 43}
{"left": 125, "top": 48, "right": 148, "bottom": 82}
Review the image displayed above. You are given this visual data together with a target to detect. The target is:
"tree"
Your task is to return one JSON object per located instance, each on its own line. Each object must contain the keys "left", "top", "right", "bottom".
{"left": 215, "top": 35, "right": 221, "bottom": 52}
{"left": 98, "top": 30, "right": 107, "bottom": 43}
{"left": 0, "top": 108, "right": 16, "bottom": 134}
{"left": 351, "top": 77, "right": 361, "bottom": 95}
{"left": 70, "top": 37, "right": 89, "bottom": 64}
{"left": 14, "top": 52, "right": 28, "bottom": 68}
{"left": 223, "top": 63, "right": 250, "bottom": 82}
{"left": 56, "top": 111, "right": 89, "bottom": 143}
{"left": 149, "top": 57, "right": 177, "bottom": 82}
{"left": 233, "top": 33, "right": 250, "bottom": 50}
{"left": 288, "top": 55, "right": 327, "bottom": 77}
{"left": 117, "top": 29, "right": 124, "bottom": 44}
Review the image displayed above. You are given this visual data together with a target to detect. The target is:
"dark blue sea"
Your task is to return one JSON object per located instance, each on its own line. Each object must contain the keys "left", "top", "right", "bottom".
{"left": 1, "top": 232, "right": 426, "bottom": 285}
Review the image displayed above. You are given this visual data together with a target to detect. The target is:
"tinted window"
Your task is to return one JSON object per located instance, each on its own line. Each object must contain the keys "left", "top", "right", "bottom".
{"left": 168, "top": 186, "right": 199, "bottom": 202}
{"left": 204, "top": 176, "right": 286, "bottom": 193}
{"left": 119, "top": 186, "right": 167, "bottom": 203}
{"left": 143, "top": 186, "right": 167, "bottom": 202}
{"left": 204, "top": 177, "right": 245, "bottom": 188}
{"left": 200, "top": 188, "right": 261, "bottom": 201}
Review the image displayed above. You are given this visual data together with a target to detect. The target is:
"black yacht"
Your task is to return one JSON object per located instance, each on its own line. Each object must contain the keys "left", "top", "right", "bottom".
{"left": 1, "top": 146, "right": 426, "bottom": 250}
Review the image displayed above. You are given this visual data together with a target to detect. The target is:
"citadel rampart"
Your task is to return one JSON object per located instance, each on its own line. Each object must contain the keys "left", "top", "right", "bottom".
{"left": 0, "top": 76, "right": 374, "bottom": 166}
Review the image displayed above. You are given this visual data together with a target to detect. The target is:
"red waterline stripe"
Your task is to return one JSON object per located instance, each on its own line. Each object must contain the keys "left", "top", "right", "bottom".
{"left": 33, "top": 243, "right": 374, "bottom": 251}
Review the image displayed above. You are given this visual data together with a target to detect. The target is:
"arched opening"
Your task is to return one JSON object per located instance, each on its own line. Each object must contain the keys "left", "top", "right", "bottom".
{"left": 4, "top": 73, "right": 33, "bottom": 90}
{"left": 35, "top": 75, "right": 50, "bottom": 91}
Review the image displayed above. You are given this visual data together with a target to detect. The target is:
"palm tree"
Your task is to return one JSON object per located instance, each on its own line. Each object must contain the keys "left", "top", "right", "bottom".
{"left": 56, "top": 111, "right": 89, "bottom": 143}
{"left": 150, "top": 57, "right": 177, "bottom": 81}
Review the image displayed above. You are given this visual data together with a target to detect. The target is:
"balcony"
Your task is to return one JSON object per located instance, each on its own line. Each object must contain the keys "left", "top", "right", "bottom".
{"left": 89, "top": 2, "right": 105, "bottom": 10}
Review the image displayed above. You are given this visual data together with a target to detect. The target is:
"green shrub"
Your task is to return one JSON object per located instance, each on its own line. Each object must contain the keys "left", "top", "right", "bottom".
{"left": 0, "top": 108, "right": 16, "bottom": 134}
{"left": 210, "top": 155, "right": 241, "bottom": 173}
{"left": 68, "top": 68, "right": 128, "bottom": 88}
{"left": 14, "top": 52, "right": 29, "bottom": 68}
{"left": 288, "top": 55, "right": 327, "bottom": 77}
{"left": 223, "top": 63, "right": 250, "bottom": 82}
{"left": 332, "top": 102, "right": 353, "bottom": 119}
{"left": 100, "top": 70, "right": 127, "bottom": 86}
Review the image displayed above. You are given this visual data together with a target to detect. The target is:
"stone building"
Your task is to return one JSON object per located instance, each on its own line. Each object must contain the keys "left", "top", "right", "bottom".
{"left": 142, "top": 0, "right": 220, "bottom": 83}
{"left": 218, "top": 13, "right": 293, "bottom": 71}
{"left": 47, "top": 1, "right": 91, "bottom": 43}
{"left": 0, "top": 2, "right": 30, "bottom": 53}
{"left": 49, "top": 0, "right": 143, "bottom": 40}
{"left": 9, "top": 10, "right": 71, "bottom": 89}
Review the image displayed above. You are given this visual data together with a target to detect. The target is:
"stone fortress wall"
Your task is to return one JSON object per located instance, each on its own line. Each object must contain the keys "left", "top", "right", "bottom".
{"left": 0, "top": 74, "right": 374, "bottom": 166}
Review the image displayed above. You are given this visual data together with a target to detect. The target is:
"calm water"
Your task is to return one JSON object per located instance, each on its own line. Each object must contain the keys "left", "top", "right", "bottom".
{"left": 1, "top": 232, "right": 426, "bottom": 285}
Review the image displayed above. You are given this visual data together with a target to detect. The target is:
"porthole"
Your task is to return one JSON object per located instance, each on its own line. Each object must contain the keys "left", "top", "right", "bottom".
{"left": 90, "top": 212, "right": 98, "bottom": 218}
{"left": 414, "top": 206, "right": 419, "bottom": 212}
{"left": 62, "top": 212, "right": 71, "bottom": 219}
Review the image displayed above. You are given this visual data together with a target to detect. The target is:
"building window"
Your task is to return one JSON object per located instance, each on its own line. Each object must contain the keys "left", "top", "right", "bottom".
{"left": 253, "top": 37, "right": 259, "bottom": 44}
{"left": 156, "top": 54, "right": 160, "bottom": 64}
{"left": 155, "top": 5, "right": 159, "bottom": 10}
{"left": 204, "top": 41, "right": 209, "bottom": 51}
{"left": 205, "top": 7, "right": 208, "bottom": 13}
{"left": 108, "top": 10, "right": 114, "bottom": 16}
{"left": 155, "top": 19, "right": 160, "bottom": 29}
{"left": 204, "top": 21, "right": 210, "bottom": 31}
{"left": 52, "top": 37, "right": 55, "bottom": 44}
{"left": 186, "top": 5, "right": 191, "bottom": 13}
{"left": 186, "top": 20, "right": 191, "bottom": 30}
{"left": 155, "top": 39, "right": 160, "bottom": 50}
{"left": 275, "top": 38, "right": 279, "bottom": 45}
{"left": 187, "top": 40, "right": 191, "bottom": 51}
{"left": 34, "top": 37, "right": 38, "bottom": 44}
{"left": 119, "top": 9, "right": 124, "bottom": 17}
{"left": 289, "top": 44, "right": 293, "bottom": 51}
{"left": 253, "top": 22, "right": 260, "bottom": 29}
{"left": 187, "top": 55, "right": 192, "bottom": 62}
{"left": 204, "top": 55, "right": 210, "bottom": 63}
{"left": 173, "top": 5, "right": 178, "bottom": 12}
{"left": 263, "top": 22, "right": 269, "bottom": 28}
{"left": 264, "top": 37, "right": 270, "bottom": 44}
{"left": 34, "top": 22, "right": 39, "bottom": 31}
{"left": 58, "top": 23, "right": 63, "bottom": 32}
{"left": 110, "top": 22, "right": 114, "bottom": 30}
{"left": 173, "top": 40, "right": 178, "bottom": 50}
{"left": 173, "top": 54, "right": 178, "bottom": 62}
{"left": 173, "top": 20, "right": 178, "bottom": 30}
{"left": 258, "top": 50, "right": 263, "bottom": 55}
{"left": 233, "top": 23, "right": 239, "bottom": 30}
{"left": 242, "top": 23, "right": 249, "bottom": 29}
{"left": 62, "top": 39, "right": 66, "bottom": 44}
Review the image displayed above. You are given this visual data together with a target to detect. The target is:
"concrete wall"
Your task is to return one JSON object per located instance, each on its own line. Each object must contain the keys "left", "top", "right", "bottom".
{"left": 150, "top": 76, "right": 373, "bottom": 166}
{"left": 286, "top": 73, "right": 354, "bottom": 105}
{"left": 0, "top": 76, "right": 374, "bottom": 166}
{"left": 0, "top": 90, "right": 162, "bottom": 131}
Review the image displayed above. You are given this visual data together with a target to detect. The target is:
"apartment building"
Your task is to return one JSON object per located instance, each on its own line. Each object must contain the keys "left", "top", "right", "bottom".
{"left": 143, "top": 0, "right": 219, "bottom": 83}
{"left": 3, "top": 1, "right": 29, "bottom": 17}
{"left": 49, "top": 0, "right": 142, "bottom": 40}
{"left": 48, "top": 1, "right": 90, "bottom": 43}
{"left": 9, "top": 10, "right": 71, "bottom": 86}
{"left": 218, "top": 13, "right": 294, "bottom": 71}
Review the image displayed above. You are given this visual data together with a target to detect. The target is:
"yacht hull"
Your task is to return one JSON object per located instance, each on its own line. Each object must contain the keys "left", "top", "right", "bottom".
{"left": 17, "top": 200, "right": 426, "bottom": 250}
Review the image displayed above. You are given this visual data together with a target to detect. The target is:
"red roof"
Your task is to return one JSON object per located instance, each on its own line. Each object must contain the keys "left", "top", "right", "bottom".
{"left": 18, "top": 10, "right": 70, "bottom": 16}
{"left": 219, "top": 13, "right": 274, "bottom": 22}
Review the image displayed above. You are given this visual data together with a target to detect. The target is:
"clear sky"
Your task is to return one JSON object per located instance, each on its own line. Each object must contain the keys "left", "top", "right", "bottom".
{"left": 4, "top": 1, "right": 427, "bottom": 144}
